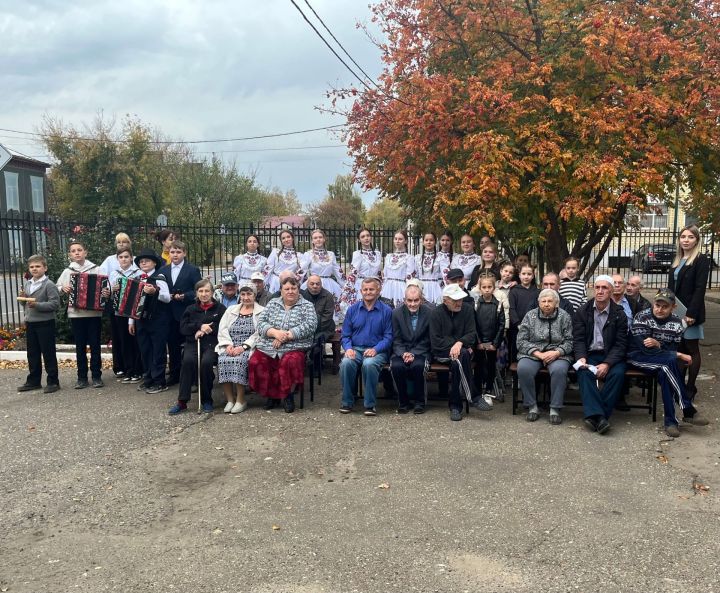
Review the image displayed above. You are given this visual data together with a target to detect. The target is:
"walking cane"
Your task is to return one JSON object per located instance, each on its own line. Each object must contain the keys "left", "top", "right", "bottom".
{"left": 197, "top": 337, "right": 202, "bottom": 413}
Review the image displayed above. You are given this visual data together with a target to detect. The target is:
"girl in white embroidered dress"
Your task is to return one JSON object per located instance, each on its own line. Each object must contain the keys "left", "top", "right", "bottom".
{"left": 233, "top": 235, "right": 268, "bottom": 283}
{"left": 414, "top": 232, "right": 443, "bottom": 304}
{"left": 264, "top": 230, "right": 302, "bottom": 294}
{"left": 380, "top": 229, "right": 416, "bottom": 308}
{"left": 300, "top": 229, "right": 344, "bottom": 298}
{"left": 437, "top": 230, "right": 454, "bottom": 285}
{"left": 451, "top": 234, "right": 480, "bottom": 282}
{"left": 338, "top": 228, "right": 382, "bottom": 319}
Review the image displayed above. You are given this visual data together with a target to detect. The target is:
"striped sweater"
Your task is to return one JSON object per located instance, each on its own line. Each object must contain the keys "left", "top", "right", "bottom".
{"left": 629, "top": 309, "right": 683, "bottom": 356}
{"left": 559, "top": 278, "right": 586, "bottom": 312}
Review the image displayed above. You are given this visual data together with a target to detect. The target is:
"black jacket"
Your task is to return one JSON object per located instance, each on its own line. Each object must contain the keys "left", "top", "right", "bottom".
{"left": 628, "top": 294, "right": 652, "bottom": 316}
{"left": 572, "top": 299, "right": 628, "bottom": 366}
{"left": 475, "top": 297, "right": 505, "bottom": 348}
{"left": 301, "top": 287, "right": 335, "bottom": 341}
{"left": 160, "top": 261, "right": 202, "bottom": 321}
{"left": 668, "top": 253, "right": 710, "bottom": 325}
{"left": 509, "top": 284, "right": 540, "bottom": 327}
{"left": 179, "top": 301, "right": 226, "bottom": 350}
{"left": 429, "top": 302, "right": 477, "bottom": 357}
{"left": 391, "top": 304, "right": 433, "bottom": 358}
{"left": 469, "top": 263, "right": 500, "bottom": 290}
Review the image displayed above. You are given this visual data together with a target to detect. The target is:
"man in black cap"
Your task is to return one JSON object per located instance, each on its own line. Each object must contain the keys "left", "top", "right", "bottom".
{"left": 214, "top": 272, "right": 239, "bottom": 308}
{"left": 445, "top": 268, "right": 475, "bottom": 305}
{"left": 627, "top": 289, "right": 709, "bottom": 437}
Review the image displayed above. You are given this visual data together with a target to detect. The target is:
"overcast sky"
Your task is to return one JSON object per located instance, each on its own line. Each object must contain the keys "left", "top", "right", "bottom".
{"left": 0, "top": 0, "right": 384, "bottom": 207}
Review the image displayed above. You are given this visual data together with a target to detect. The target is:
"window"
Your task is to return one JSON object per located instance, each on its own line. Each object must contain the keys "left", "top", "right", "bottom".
{"left": 639, "top": 198, "right": 668, "bottom": 230}
{"left": 8, "top": 228, "right": 23, "bottom": 259}
{"left": 4, "top": 171, "right": 19, "bottom": 210}
{"left": 30, "top": 176, "right": 44, "bottom": 212}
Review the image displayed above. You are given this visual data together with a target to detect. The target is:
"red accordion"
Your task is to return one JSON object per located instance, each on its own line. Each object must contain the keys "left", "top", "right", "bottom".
{"left": 68, "top": 273, "right": 110, "bottom": 311}
{"left": 112, "top": 276, "right": 152, "bottom": 319}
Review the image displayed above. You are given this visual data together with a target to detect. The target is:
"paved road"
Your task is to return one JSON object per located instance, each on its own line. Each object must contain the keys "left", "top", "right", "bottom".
{"left": 2, "top": 305, "right": 720, "bottom": 592}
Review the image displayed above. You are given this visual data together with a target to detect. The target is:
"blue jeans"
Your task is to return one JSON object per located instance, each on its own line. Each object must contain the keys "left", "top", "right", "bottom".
{"left": 578, "top": 352, "right": 626, "bottom": 419}
{"left": 340, "top": 348, "right": 388, "bottom": 409}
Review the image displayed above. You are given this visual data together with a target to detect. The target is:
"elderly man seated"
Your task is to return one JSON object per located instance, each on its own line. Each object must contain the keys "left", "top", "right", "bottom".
{"left": 301, "top": 273, "right": 336, "bottom": 374}
{"left": 574, "top": 275, "right": 628, "bottom": 435}
{"left": 390, "top": 284, "right": 433, "bottom": 414}
{"left": 429, "top": 283, "right": 491, "bottom": 421}
{"left": 626, "top": 275, "right": 651, "bottom": 315}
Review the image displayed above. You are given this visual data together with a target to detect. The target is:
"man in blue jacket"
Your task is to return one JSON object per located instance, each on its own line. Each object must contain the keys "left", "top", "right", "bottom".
{"left": 160, "top": 240, "right": 201, "bottom": 385}
{"left": 339, "top": 277, "right": 393, "bottom": 416}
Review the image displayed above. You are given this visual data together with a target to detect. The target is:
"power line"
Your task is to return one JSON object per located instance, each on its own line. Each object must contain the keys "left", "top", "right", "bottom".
{"left": 0, "top": 124, "right": 345, "bottom": 145}
{"left": 302, "top": 0, "right": 379, "bottom": 88}
{"left": 289, "top": 0, "right": 374, "bottom": 92}
{"left": 196, "top": 144, "right": 346, "bottom": 154}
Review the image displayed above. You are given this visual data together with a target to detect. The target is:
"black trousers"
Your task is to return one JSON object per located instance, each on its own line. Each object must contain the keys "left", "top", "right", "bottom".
{"left": 136, "top": 315, "right": 168, "bottom": 387}
{"left": 111, "top": 315, "right": 142, "bottom": 376}
{"left": 179, "top": 341, "right": 218, "bottom": 405}
{"left": 435, "top": 348, "right": 476, "bottom": 409}
{"left": 25, "top": 320, "right": 59, "bottom": 386}
{"left": 390, "top": 354, "right": 426, "bottom": 406}
{"left": 474, "top": 349, "right": 497, "bottom": 393}
{"left": 70, "top": 317, "right": 102, "bottom": 380}
{"left": 166, "top": 319, "right": 183, "bottom": 382}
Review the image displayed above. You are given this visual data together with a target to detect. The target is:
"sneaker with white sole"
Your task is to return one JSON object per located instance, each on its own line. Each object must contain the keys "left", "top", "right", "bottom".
{"left": 231, "top": 402, "right": 248, "bottom": 414}
{"left": 223, "top": 402, "right": 234, "bottom": 413}
{"left": 483, "top": 393, "right": 494, "bottom": 408}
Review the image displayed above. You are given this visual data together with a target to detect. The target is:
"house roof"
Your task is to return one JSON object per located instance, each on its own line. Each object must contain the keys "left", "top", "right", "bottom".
{"left": 6, "top": 148, "right": 51, "bottom": 170}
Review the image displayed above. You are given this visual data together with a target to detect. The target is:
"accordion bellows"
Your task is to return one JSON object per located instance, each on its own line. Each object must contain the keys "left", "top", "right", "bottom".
{"left": 69, "top": 273, "right": 110, "bottom": 311}
{"left": 113, "top": 277, "right": 154, "bottom": 319}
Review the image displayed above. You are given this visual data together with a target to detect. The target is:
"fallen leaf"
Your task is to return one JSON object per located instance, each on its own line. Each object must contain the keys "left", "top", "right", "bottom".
{"left": 377, "top": 483, "right": 390, "bottom": 489}
{"left": 272, "top": 524, "right": 281, "bottom": 530}
{"left": 28, "top": 425, "right": 36, "bottom": 431}
{"left": 693, "top": 481, "right": 710, "bottom": 494}
{"left": 215, "top": 446, "right": 224, "bottom": 450}
{"left": 213, "top": 528, "right": 223, "bottom": 534}
{"left": 656, "top": 455, "right": 669, "bottom": 464}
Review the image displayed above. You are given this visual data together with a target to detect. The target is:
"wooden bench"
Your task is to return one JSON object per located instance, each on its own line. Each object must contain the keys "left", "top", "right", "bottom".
{"left": 508, "top": 362, "right": 658, "bottom": 421}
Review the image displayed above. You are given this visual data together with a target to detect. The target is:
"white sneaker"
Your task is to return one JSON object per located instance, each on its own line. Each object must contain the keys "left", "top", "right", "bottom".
{"left": 231, "top": 402, "right": 248, "bottom": 414}
{"left": 483, "top": 393, "right": 494, "bottom": 408}
{"left": 223, "top": 402, "right": 234, "bottom": 413}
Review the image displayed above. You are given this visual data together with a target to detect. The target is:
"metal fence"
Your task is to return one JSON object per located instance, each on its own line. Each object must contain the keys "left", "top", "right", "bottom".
{"left": 1, "top": 212, "right": 717, "bottom": 328}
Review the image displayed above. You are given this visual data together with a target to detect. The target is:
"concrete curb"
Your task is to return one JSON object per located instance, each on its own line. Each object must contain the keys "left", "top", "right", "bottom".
{"left": 0, "top": 351, "right": 113, "bottom": 362}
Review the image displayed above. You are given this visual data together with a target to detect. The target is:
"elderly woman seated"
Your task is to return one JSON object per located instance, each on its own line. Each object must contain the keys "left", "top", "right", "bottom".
{"left": 248, "top": 276, "right": 317, "bottom": 413}
{"left": 516, "top": 288, "right": 574, "bottom": 424}
{"left": 216, "top": 283, "right": 264, "bottom": 414}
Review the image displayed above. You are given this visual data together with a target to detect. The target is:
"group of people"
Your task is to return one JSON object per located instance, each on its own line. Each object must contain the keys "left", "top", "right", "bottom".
{"left": 16, "top": 224, "right": 710, "bottom": 437}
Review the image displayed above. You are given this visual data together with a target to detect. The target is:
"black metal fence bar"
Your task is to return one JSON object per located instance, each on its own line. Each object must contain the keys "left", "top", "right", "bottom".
{"left": 1, "top": 212, "right": 716, "bottom": 329}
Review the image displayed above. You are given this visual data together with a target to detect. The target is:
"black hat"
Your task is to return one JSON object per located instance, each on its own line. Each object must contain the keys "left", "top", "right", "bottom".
{"left": 446, "top": 268, "right": 464, "bottom": 281}
{"left": 134, "top": 248, "right": 163, "bottom": 269}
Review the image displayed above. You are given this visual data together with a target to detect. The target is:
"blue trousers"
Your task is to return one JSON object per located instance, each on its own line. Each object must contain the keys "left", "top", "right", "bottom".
{"left": 340, "top": 348, "right": 388, "bottom": 409}
{"left": 578, "top": 352, "right": 626, "bottom": 419}
{"left": 628, "top": 351, "right": 696, "bottom": 427}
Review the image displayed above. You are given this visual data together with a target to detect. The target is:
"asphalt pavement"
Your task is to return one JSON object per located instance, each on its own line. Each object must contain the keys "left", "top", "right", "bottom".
{"left": 1, "top": 302, "right": 720, "bottom": 592}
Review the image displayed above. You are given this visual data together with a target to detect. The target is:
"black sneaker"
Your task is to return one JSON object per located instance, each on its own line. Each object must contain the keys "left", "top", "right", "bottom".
{"left": 136, "top": 382, "right": 151, "bottom": 392}
{"left": 413, "top": 404, "right": 425, "bottom": 415}
{"left": 396, "top": 405, "right": 410, "bottom": 414}
{"left": 339, "top": 405, "right": 352, "bottom": 414}
{"left": 449, "top": 408, "right": 462, "bottom": 421}
{"left": 17, "top": 383, "right": 42, "bottom": 392}
{"left": 92, "top": 378, "right": 104, "bottom": 388}
{"left": 145, "top": 384, "right": 168, "bottom": 394}
{"left": 596, "top": 418, "right": 611, "bottom": 435}
{"left": 43, "top": 384, "right": 60, "bottom": 394}
{"left": 363, "top": 407, "right": 377, "bottom": 417}
{"left": 128, "top": 375, "right": 143, "bottom": 384}
{"left": 74, "top": 379, "right": 89, "bottom": 390}
{"left": 284, "top": 394, "right": 295, "bottom": 413}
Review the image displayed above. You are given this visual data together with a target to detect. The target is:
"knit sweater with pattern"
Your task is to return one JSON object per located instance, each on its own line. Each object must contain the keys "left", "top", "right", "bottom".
{"left": 629, "top": 309, "right": 683, "bottom": 356}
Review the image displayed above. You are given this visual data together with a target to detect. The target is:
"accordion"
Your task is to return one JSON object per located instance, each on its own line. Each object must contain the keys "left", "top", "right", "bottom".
{"left": 68, "top": 273, "right": 110, "bottom": 311}
{"left": 113, "top": 277, "right": 152, "bottom": 319}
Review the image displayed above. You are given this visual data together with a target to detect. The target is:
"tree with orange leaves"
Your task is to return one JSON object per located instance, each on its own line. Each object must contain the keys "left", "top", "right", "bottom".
{"left": 338, "top": 0, "right": 720, "bottom": 272}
